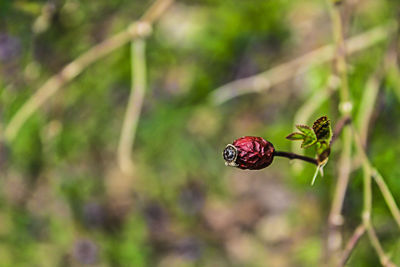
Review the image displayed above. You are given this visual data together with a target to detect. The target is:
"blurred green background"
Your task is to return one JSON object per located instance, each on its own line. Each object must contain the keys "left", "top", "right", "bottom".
{"left": 1, "top": 0, "right": 400, "bottom": 266}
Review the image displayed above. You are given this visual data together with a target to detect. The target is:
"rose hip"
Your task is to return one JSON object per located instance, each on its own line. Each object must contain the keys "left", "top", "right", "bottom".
{"left": 223, "top": 136, "right": 275, "bottom": 170}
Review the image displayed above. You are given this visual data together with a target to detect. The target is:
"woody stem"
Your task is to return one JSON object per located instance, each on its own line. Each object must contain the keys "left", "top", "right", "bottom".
{"left": 274, "top": 151, "right": 319, "bottom": 166}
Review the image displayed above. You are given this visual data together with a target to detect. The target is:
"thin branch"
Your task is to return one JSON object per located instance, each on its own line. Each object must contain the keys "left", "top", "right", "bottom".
{"left": 4, "top": 0, "right": 174, "bottom": 143}
{"left": 362, "top": 163, "right": 372, "bottom": 228}
{"left": 354, "top": 53, "right": 400, "bottom": 258}
{"left": 372, "top": 169, "right": 400, "bottom": 230}
{"left": 141, "top": 0, "right": 174, "bottom": 24}
{"left": 349, "top": 134, "right": 396, "bottom": 267}
{"left": 356, "top": 69, "right": 383, "bottom": 146}
{"left": 327, "top": 1, "right": 353, "bottom": 261}
{"left": 348, "top": 57, "right": 385, "bottom": 179}
{"left": 274, "top": 151, "right": 319, "bottom": 165}
{"left": 352, "top": 127, "right": 398, "bottom": 267}
{"left": 385, "top": 59, "right": 400, "bottom": 103}
{"left": 342, "top": 39, "right": 400, "bottom": 265}
{"left": 352, "top": 127, "right": 400, "bottom": 231}
{"left": 383, "top": 15, "right": 400, "bottom": 103}
{"left": 339, "top": 224, "right": 366, "bottom": 266}
{"left": 118, "top": 39, "right": 146, "bottom": 175}
{"left": 366, "top": 225, "right": 396, "bottom": 267}
{"left": 359, "top": 146, "right": 391, "bottom": 267}
{"left": 343, "top": 39, "right": 400, "bottom": 265}
{"left": 210, "top": 22, "right": 396, "bottom": 105}
{"left": 330, "top": 115, "right": 351, "bottom": 145}
{"left": 327, "top": 129, "right": 352, "bottom": 255}
{"left": 338, "top": 127, "right": 396, "bottom": 267}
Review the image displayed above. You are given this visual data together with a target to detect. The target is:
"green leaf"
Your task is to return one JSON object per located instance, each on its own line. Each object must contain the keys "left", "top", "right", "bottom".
{"left": 296, "top": 125, "right": 313, "bottom": 135}
{"left": 286, "top": 132, "right": 305, "bottom": 140}
{"left": 312, "top": 116, "right": 332, "bottom": 143}
{"left": 302, "top": 135, "right": 317, "bottom": 148}
{"left": 289, "top": 118, "right": 332, "bottom": 152}
{"left": 295, "top": 125, "right": 317, "bottom": 148}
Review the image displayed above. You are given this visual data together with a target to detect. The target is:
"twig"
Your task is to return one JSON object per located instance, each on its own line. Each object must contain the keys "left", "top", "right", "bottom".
{"left": 352, "top": 127, "right": 398, "bottom": 267}
{"left": 337, "top": 127, "right": 397, "bottom": 267}
{"left": 372, "top": 169, "right": 400, "bottom": 230}
{"left": 118, "top": 39, "right": 146, "bottom": 175}
{"left": 327, "top": 1, "right": 353, "bottom": 261}
{"left": 383, "top": 14, "right": 400, "bottom": 102}
{"left": 330, "top": 115, "right": 351, "bottom": 145}
{"left": 385, "top": 59, "right": 400, "bottom": 103}
{"left": 339, "top": 224, "right": 366, "bottom": 266}
{"left": 341, "top": 41, "right": 400, "bottom": 265}
{"left": 354, "top": 51, "right": 400, "bottom": 250}
{"left": 4, "top": 0, "right": 174, "bottom": 143}
{"left": 366, "top": 223, "right": 396, "bottom": 267}
{"left": 352, "top": 114, "right": 400, "bottom": 230}
{"left": 274, "top": 151, "right": 319, "bottom": 165}
{"left": 141, "top": 0, "right": 174, "bottom": 24}
{"left": 356, "top": 69, "right": 383, "bottom": 146}
{"left": 327, "top": 129, "right": 352, "bottom": 258}
{"left": 210, "top": 21, "right": 396, "bottom": 105}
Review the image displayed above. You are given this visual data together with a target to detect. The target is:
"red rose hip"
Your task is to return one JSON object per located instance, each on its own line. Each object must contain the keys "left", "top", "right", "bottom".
{"left": 223, "top": 136, "right": 275, "bottom": 170}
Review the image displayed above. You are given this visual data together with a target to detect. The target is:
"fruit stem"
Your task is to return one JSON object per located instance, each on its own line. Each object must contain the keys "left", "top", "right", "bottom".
{"left": 274, "top": 151, "right": 319, "bottom": 166}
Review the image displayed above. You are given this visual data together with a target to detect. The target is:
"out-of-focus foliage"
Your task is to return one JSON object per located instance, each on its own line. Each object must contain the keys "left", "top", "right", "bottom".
{"left": 1, "top": 0, "right": 400, "bottom": 266}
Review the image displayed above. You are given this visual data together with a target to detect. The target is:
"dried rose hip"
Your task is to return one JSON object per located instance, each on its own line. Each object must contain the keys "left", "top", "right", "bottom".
{"left": 223, "top": 136, "right": 275, "bottom": 170}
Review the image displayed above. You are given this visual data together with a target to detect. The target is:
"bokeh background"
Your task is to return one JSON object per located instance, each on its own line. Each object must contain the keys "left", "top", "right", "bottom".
{"left": 1, "top": 0, "right": 400, "bottom": 266}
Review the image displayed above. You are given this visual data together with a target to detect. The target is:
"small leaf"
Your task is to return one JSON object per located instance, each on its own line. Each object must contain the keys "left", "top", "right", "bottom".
{"left": 296, "top": 125, "right": 313, "bottom": 135}
{"left": 286, "top": 132, "right": 305, "bottom": 140}
{"left": 312, "top": 116, "right": 332, "bottom": 142}
{"left": 301, "top": 135, "right": 317, "bottom": 148}
{"left": 295, "top": 125, "right": 317, "bottom": 148}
